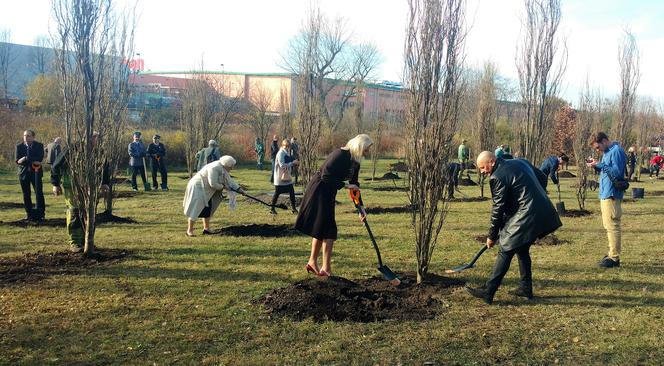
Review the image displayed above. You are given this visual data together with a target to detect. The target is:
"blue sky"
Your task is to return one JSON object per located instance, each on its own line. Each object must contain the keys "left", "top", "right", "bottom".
{"left": 1, "top": 0, "right": 663, "bottom": 105}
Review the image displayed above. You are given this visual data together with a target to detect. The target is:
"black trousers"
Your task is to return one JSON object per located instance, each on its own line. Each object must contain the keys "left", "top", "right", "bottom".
{"left": 271, "top": 184, "right": 297, "bottom": 210}
{"left": 20, "top": 172, "right": 45, "bottom": 219}
{"left": 151, "top": 161, "right": 168, "bottom": 189}
{"left": 131, "top": 166, "right": 147, "bottom": 189}
{"left": 485, "top": 244, "right": 533, "bottom": 297}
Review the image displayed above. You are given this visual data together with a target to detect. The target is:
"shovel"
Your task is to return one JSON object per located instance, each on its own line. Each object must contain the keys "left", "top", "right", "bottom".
{"left": 231, "top": 188, "right": 288, "bottom": 210}
{"left": 555, "top": 182, "right": 565, "bottom": 214}
{"left": 141, "top": 157, "right": 152, "bottom": 191}
{"left": 349, "top": 189, "right": 401, "bottom": 286}
{"left": 445, "top": 245, "right": 488, "bottom": 274}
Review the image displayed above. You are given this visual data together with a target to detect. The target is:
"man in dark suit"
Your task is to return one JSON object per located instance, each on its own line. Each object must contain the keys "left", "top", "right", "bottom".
{"left": 15, "top": 130, "right": 46, "bottom": 221}
{"left": 465, "top": 151, "right": 562, "bottom": 304}
{"left": 147, "top": 134, "right": 168, "bottom": 191}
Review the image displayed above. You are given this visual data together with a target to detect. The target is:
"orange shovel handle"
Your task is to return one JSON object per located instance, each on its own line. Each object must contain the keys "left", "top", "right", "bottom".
{"left": 349, "top": 188, "right": 361, "bottom": 206}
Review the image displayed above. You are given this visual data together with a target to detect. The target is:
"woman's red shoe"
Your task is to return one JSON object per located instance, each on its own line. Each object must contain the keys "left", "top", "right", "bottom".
{"left": 305, "top": 264, "right": 318, "bottom": 275}
{"left": 317, "top": 269, "right": 330, "bottom": 277}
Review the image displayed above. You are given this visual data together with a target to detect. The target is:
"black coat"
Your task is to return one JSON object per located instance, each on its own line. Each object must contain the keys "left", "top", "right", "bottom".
{"left": 147, "top": 142, "right": 167, "bottom": 166}
{"left": 488, "top": 158, "right": 562, "bottom": 251}
{"left": 15, "top": 141, "right": 44, "bottom": 179}
{"left": 295, "top": 148, "right": 360, "bottom": 240}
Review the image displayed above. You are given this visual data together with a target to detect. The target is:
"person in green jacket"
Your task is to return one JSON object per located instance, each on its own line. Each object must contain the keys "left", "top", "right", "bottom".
{"left": 254, "top": 137, "right": 265, "bottom": 170}
{"left": 51, "top": 134, "right": 109, "bottom": 252}
{"left": 458, "top": 139, "right": 471, "bottom": 180}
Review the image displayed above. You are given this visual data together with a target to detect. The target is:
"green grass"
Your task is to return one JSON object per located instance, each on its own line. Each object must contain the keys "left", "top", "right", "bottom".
{"left": 1, "top": 161, "right": 663, "bottom": 365}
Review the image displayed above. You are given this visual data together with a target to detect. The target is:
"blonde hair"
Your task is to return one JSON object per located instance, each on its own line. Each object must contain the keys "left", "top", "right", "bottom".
{"left": 344, "top": 134, "right": 373, "bottom": 163}
{"left": 281, "top": 139, "right": 290, "bottom": 148}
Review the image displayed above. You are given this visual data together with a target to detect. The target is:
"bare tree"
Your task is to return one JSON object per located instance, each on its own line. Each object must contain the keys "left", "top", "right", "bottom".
{"left": 244, "top": 81, "right": 277, "bottom": 161}
{"left": 370, "top": 118, "right": 385, "bottom": 181}
{"left": 515, "top": 0, "right": 567, "bottom": 165}
{"left": 405, "top": 0, "right": 466, "bottom": 283}
{"left": 573, "top": 81, "right": 597, "bottom": 211}
{"left": 53, "top": 0, "right": 135, "bottom": 255}
{"left": 293, "top": 7, "right": 325, "bottom": 186}
{"left": 0, "top": 28, "right": 16, "bottom": 99}
{"left": 613, "top": 28, "right": 640, "bottom": 144}
{"left": 180, "top": 65, "right": 243, "bottom": 176}
{"left": 474, "top": 61, "right": 497, "bottom": 197}
{"left": 635, "top": 98, "right": 656, "bottom": 181}
{"left": 278, "top": 84, "right": 292, "bottom": 138}
{"left": 32, "top": 35, "right": 52, "bottom": 75}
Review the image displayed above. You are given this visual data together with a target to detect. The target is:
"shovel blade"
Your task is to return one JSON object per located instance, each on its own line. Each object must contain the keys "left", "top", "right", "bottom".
{"left": 444, "top": 263, "right": 473, "bottom": 274}
{"left": 378, "top": 265, "right": 401, "bottom": 286}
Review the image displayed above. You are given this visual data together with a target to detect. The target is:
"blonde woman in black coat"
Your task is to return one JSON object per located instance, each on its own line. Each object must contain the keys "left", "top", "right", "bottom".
{"left": 295, "top": 134, "right": 373, "bottom": 276}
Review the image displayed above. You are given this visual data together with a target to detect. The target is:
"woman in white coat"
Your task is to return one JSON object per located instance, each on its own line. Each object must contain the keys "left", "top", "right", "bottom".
{"left": 183, "top": 155, "right": 243, "bottom": 236}
{"left": 271, "top": 139, "right": 299, "bottom": 214}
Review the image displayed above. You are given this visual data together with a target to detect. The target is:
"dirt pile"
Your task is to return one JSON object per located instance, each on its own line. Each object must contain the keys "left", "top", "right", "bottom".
{"left": 257, "top": 272, "right": 464, "bottom": 322}
{"left": 364, "top": 205, "right": 416, "bottom": 214}
{"left": 0, "top": 248, "right": 131, "bottom": 285}
{"left": 366, "top": 172, "right": 402, "bottom": 181}
{"left": 449, "top": 196, "right": 489, "bottom": 202}
{"left": 558, "top": 171, "right": 576, "bottom": 178}
{"left": 213, "top": 224, "right": 302, "bottom": 237}
{"left": 389, "top": 162, "right": 409, "bottom": 172}
{"left": 0, "top": 202, "right": 24, "bottom": 210}
{"left": 560, "top": 209, "right": 592, "bottom": 217}
{"left": 370, "top": 186, "right": 408, "bottom": 192}
{"left": 3, "top": 213, "right": 137, "bottom": 228}
{"left": 113, "top": 191, "right": 138, "bottom": 199}
{"left": 458, "top": 178, "right": 477, "bottom": 186}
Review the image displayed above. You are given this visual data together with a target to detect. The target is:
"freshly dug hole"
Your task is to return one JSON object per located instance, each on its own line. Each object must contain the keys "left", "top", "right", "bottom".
{"left": 256, "top": 272, "right": 464, "bottom": 322}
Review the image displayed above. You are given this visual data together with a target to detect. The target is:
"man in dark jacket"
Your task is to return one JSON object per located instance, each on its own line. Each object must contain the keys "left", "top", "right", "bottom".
{"left": 15, "top": 129, "right": 46, "bottom": 221}
{"left": 540, "top": 154, "right": 569, "bottom": 187}
{"left": 45, "top": 137, "right": 62, "bottom": 165}
{"left": 447, "top": 162, "right": 460, "bottom": 199}
{"left": 128, "top": 131, "right": 150, "bottom": 191}
{"left": 465, "top": 151, "right": 562, "bottom": 304}
{"left": 147, "top": 134, "right": 168, "bottom": 190}
{"left": 269, "top": 135, "right": 279, "bottom": 183}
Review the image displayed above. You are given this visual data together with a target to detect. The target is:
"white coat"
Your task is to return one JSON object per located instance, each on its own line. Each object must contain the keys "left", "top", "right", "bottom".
{"left": 272, "top": 147, "right": 295, "bottom": 186}
{"left": 183, "top": 161, "right": 239, "bottom": 220}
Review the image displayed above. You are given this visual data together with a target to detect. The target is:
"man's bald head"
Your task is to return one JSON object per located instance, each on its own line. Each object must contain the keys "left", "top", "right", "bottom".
{"left": 477, "top": 151, "right": 497, "bottom": 175}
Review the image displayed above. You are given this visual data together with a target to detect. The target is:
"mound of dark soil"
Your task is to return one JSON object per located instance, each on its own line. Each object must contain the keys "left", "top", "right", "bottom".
{"left": 558, "top": 171, "right": 576, "bottom": 178}
{"left": 640, "top": 167, "right": 650, "bottom": 174}
{"left": 257, "top": 272, "right": 464, "bottom": 322}
{"left": 113, "top": 191, "right": 137, "bottom": 199}
{"left": 458, "top": 178, "right": 477, "bottom": 186}
{"left": 366, "top": 172, "right": 402, "bottom": 181}
{"left": 4, "top": 213, "right": 136, "bottom": 228}
{"left": 389, "top": 162, "right": 409, "bottom": 172}
{"left": 364, "top": 205, "right": 416, "bottom": 214}
{"left": 449, "top": 196, "right": 489, "bottom": 202}
{"left": 0, "top": 202, "right": 24, "bottom": 210}
{"left": 0, "top": 248, "right": 131, "bottom": 285}
{"left": 111, "top": 177, "right": 129, "bottom": 185}
{"left": 560, "top": 209, "right": 592, "bottom": 217}
{"left": 213, "top": 224, "right": 302, "bottom": 237}
{"left": 474, "top": 234, "right": 566, "bottom": 246}
{"left": 370, "top": 186, "right": 408, "bottom": 192}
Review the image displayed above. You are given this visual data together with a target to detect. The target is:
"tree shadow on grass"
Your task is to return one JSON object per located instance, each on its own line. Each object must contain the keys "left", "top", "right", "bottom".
{"left": 157, "top": 246, "right": 310, "bottom": 258}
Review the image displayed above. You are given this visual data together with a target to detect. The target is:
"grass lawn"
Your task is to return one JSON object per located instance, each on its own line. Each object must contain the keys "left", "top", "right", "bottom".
{"left": 1, "top": 160, "right": 663, "bottom": 365}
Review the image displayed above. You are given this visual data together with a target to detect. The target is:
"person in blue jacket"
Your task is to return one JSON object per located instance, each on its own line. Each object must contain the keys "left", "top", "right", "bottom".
{"left": 128, "top": 131, "right": 150, "bottom": 191}
{"left": 539, "top": 154, "right": 570, "bottom": 187}
{"left": 587, "top": 132, "right": 627, "bottom": 268}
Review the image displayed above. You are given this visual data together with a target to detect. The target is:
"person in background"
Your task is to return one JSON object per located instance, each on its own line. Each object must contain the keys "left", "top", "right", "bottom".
{"left": 147, "top": 134, "right": 168, "bottom": 191}
{"left": 296, "top": 134, "right": 373, "bottom": 277}
{"left": 128, "top": 131, "right": 149, "bottom": 191}
{"left": 15, "top": 129, "right": 45, "bottom": 221}
{"left": 649, "top": 153, "right": 663, "bottom": 179}
{"left": 458, "top": 139, "right": 470, "bottom": 180}
{"left": 183, "top": 155, "right": 245, "bottom": 237}
{"left": 254, "top": 137, "right": 265, "bottom": 170}
{"left": 502, "top": 145, "right": 513, "bottom": 159}
{"left": 539, "top": 154, "right": 570, "bottom": 188}
{"left": 45, "top": 137, "right": 62, "bottom": 165}
{"left": 195, "top": 140, "right": 221, "bottom": 171}
{"left": 465, "top": 151, "right": 561, "bottom": 304}
{"left": 587, "top": 132, "right": 627, "bottom": 268}
{"left": 626, "top": 146, "right": 637, "bottom": 181}
{"left": 290, "top": 137, "right": 300, "bottom": 184}
{"left": 269, "top": 135, "right": 279, "bottom": 183}
{"left": 495, "top": 145, "right": 505, "bottom": 159}
{"left": 447, "top": 162, "right": 460, "bottom": 199}
{"left": 271, "top": 139, "right": 299, "bottom": 214}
